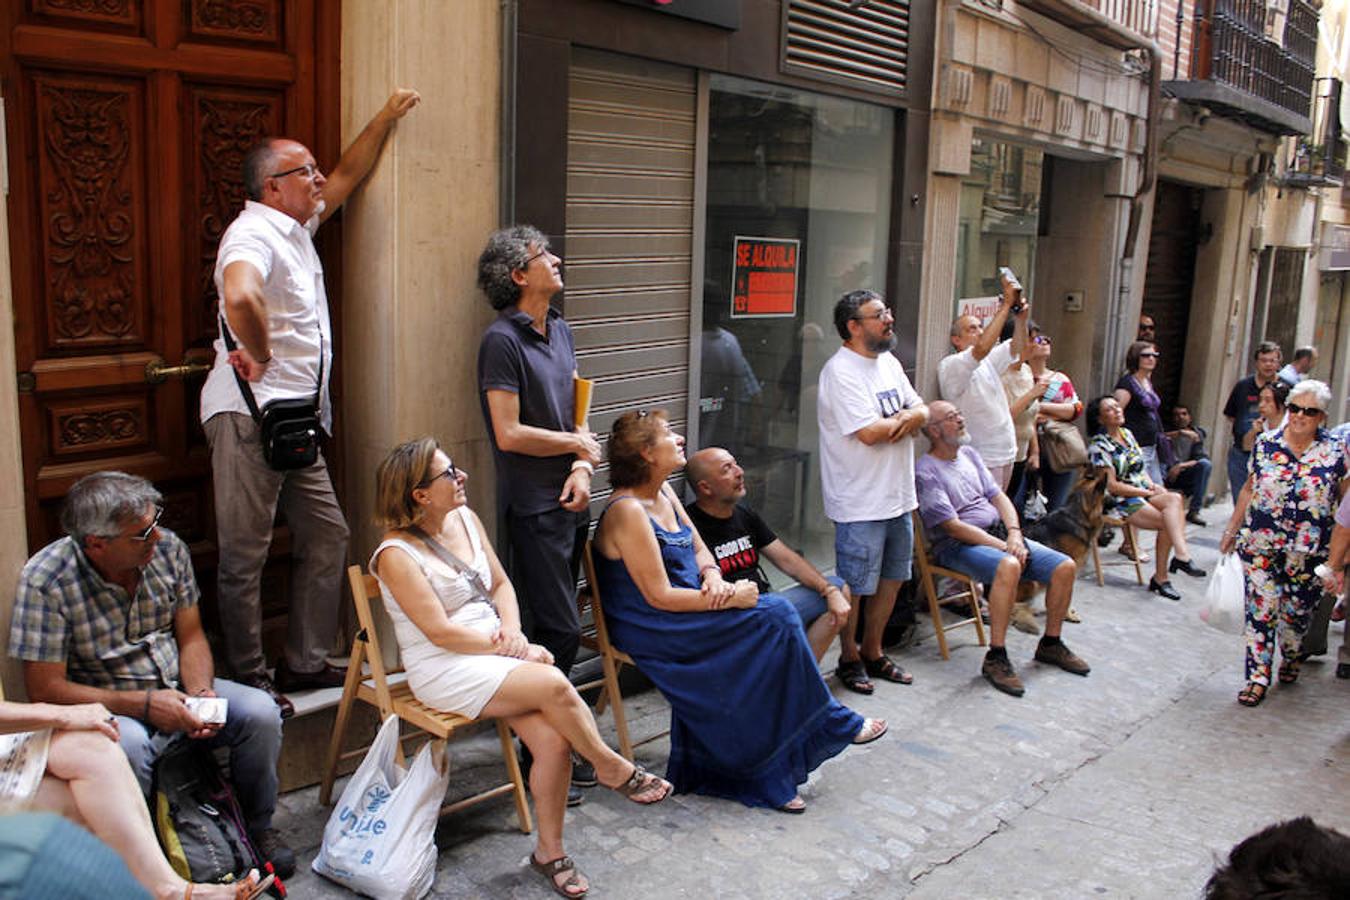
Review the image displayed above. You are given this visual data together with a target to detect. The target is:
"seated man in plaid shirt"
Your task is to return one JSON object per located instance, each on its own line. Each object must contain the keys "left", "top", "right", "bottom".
{"left": 8, "top": 471, "right": 293, "bottom": 878}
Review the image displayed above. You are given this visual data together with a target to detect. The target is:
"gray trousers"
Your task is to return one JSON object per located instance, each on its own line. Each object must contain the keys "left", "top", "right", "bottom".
{"left": 1303, "top": 580, "right": 1350, "bottom": 663}
{"left": 205, "top": 412, "right": 350, "bottom": 679}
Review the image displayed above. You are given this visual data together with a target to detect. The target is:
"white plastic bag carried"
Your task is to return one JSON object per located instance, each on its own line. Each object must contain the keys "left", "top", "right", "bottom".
{"left": 1200, "top": 552, "right": 1246, "bottom": 635}
{"left": 312, "top": 715, "right": 450, "bottom": 900}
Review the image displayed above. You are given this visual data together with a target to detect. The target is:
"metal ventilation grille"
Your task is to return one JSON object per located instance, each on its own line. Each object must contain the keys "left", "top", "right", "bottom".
{"left": 782, "top": 0, "right": 909, "bottom": 96}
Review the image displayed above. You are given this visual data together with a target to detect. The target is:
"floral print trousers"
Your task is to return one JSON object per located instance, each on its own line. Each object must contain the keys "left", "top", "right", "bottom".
{"left": 1238, "top": 545, "right": 1321, "bottom": 685}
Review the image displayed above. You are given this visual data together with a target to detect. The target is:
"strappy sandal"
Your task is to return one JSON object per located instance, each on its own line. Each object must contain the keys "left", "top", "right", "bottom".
{"left": 606, "top": 763, "right": 671, "bottom": 804}
{"left": 1278, "top": 657, "right": 1303, "bottom": 684}
{"left": 836, "top": 660, "right": 874, "bottom": 695}
{"left": 185, "top": 871, "right": 275, "bottom": 900}
{"left": 779, "top": 795, "right": 807, "bottom": 814}
{"left": 529, "top": 853, "right": 589, "bottom": 898}
{"left": 852, "top": 717, "right": 888, "bottom": 745}
{"left": 1237, "top": 683, "right": 1267, "bottom": 707}
{"left": 864, "top": 654, "right": 913, "bottom": 685}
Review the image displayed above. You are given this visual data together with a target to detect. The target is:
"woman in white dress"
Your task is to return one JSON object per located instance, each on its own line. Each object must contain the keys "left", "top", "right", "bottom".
{"left": 0, "top": 698, "right": 268, "bottom": 899}
{"left": 371, "top": 438, "right": 671, "bottom": 899}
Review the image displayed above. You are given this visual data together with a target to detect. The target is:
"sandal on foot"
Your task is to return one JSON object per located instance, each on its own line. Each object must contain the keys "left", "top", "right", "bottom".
{"left": 606, "top": 763, "right": 670, "bottom": 804}
{"left": 1064, "top": 606, "right": 1081, "bottom": 624}
{"left": 1237, "top": 683, "right": 1267, "bottom": 707}
{"left": 864, "top": 654, "right": 913, "bottom": 685}
{"left": 852, "top": 717, "right": 888, "bottom": 745}
{"left": 1278, "top": 658, "right": 1303, "bottom": 684}
{"left": 530, "top": 854, "right": 588, "bottom": 898}
{"left": 779, "top": 795, "right": 807, "bottom": 814}
{"left": 836, "top": 660, "right": 874, "bottom": 695}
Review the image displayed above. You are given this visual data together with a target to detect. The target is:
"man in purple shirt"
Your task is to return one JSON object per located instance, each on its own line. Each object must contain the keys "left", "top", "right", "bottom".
{"left": 915, "top": 400, "right": 1090, "bottom": 696}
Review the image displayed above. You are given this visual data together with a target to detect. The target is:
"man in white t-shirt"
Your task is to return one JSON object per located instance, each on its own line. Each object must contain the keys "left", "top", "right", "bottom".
{"left": 818, "top": 290, "right": 928, "bottom": 694}
{"left": 199, "top": 89, "right": 420, "bottom": 717}
{"left": 938, "top": 275, "right": 1030, "bottom": 489}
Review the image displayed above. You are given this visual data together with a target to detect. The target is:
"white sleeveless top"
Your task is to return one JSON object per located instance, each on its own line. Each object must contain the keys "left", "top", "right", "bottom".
{"left": 370, "top": 507, "right": 524, "bottom": 718}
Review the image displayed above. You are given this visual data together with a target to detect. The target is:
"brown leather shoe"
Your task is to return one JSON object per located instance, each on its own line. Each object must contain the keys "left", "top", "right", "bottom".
{"left": 981, "top": 652, "right": 1025, "bottom": 697}
{"left": 274, "top": 661, "right": 347, "bottom": 692}
{"left": 1034, "top": 639, "right": 1091, "bottom": 676}
{"left": 240, "top": 673, "right": 294, "bottom": 718}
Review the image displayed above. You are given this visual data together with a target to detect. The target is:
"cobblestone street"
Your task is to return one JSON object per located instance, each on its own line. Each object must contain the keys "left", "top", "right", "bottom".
{"left": 280, "top": 511, "right": 1349, "bottom": 899}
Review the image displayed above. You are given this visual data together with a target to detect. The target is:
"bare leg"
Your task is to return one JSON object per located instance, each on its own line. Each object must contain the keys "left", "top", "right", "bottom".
{"left": 1152, "top": 492, "right": 1191, "bottom": 560}
{"left": 1042, "top": 559, "right": 1076, "bottom": 636}
{"left": 509, "top": 711, "right": 586, "bottom": 895}
{"left": 39, "top": 729, "right": 247, "bottom": 900}
{"left": 986, "top": 558, "right": 1021, "bottom": 647}
{"left": 480, "top": 663, "right": 666, "bottom": 801}
{"left": 805, "top": 612, "right": 843, "bottom": 664}
{"left": 860, "top": 577, "right": 902, "bottom": 660}
{"left": 838, "top": 596, "right": 863, "bottom": 664}
{"left": 1127, "top": 504, "right": 1173, "bottom": 582}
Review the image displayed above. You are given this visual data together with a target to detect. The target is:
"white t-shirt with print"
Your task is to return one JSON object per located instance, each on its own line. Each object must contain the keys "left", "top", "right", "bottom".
{"left": 817, "top": 346, "right": 922, "bottom": 523}
{"left": 938, "top": 340, "right": 1017, "bottom": 468}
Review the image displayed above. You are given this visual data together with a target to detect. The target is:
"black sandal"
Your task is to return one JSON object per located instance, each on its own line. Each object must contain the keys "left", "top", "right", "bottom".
{"left": 1237, "top": 683, "right": 1267, "bottom": 707}
{"left": 864, "top": 654, "right": 914, "bottom": 685}
{"left": 530, "top": 854, "right": 588, "bottom": 898}
{"left": 836, "top": 660, "right": 874, "bottom": 695}
{"left": 1278, "top": 657, "right": 1303, "bottom": 684}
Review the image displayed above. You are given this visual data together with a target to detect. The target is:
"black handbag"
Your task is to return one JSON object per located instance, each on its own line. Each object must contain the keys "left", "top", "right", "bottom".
{"left": 220, "top": 316, "right": 323, "bottom": 471}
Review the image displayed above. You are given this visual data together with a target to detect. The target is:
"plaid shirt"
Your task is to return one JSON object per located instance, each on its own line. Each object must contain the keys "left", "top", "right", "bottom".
{"left": 9, "top": 530, "right": 199, "bottom": 691}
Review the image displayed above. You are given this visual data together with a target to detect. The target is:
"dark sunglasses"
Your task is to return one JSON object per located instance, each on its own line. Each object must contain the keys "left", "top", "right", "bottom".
{"left": 1140, "top": 351, "right": 1160, "bottom": 358}
{"left": 1287, "top": 403, "right": 1324, "bottom": 417}
{"left": 1033, "top": 335, "right": 1052, "bottom": 345}
{"left": 126, "top": 506, "right": 164, "bottom": 542}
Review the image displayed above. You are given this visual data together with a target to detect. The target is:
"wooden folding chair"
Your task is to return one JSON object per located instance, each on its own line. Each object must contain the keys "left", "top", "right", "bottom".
{"left": 574, "top": 540, "right": 668, "bottom": 761}
{"left": 911, "top": 511, "right": 989, "bottom": 660}
{"left": 319, "top": 566, "right": 532, "bottom": 833}
{"left": 1087, "top": 515, "right": 1145, "bottom": 586}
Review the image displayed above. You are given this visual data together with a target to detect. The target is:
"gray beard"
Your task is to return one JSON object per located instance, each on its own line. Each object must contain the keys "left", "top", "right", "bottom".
{"left": 956, "top": 432, "right": 972, "bottom": 446}
{"left": 865, "top": 333, "right": 897, "bottom": 354}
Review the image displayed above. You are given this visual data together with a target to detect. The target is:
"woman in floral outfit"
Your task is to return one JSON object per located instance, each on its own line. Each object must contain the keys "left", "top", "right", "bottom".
{"left": 1221, "top": 379, "right": 1348, "bottom": 706}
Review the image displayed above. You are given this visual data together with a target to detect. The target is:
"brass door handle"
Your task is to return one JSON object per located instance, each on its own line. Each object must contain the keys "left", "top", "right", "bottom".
{"left": 145, "top": 355, "right": 212, "bottom": 384}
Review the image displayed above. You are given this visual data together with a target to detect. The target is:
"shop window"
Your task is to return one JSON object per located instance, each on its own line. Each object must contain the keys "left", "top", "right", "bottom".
{"left": 955, "top": 139, "right": 1043, "bottom": 309}
{"left": 697, "top": 74, "right": 893, "bottom": 579}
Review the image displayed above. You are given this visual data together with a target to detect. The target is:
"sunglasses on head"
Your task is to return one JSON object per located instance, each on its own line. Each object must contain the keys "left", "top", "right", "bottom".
{"left": 1287, "top": 402, "right": 1324, "bottom": 417}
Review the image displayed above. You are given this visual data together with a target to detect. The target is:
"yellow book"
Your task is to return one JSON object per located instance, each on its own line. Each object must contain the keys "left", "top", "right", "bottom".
{"left": 574, "top": 377, "right": 594, "bottom": 428}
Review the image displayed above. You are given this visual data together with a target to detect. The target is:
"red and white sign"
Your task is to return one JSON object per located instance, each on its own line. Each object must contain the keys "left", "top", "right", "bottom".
{"left": 731, "top": 236, "right": 800, "bottom": 319}
{"left": 956, "top": 295, "right": 1001, "bottom": 326}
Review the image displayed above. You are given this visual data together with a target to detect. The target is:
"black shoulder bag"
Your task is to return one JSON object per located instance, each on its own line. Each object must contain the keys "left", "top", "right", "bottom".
{"left": 220, "top": 315, "right": 323, "bottom": 471}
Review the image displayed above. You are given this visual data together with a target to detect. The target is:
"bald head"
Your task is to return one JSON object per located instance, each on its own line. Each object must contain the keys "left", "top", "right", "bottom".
{"left": 924, "top": 400, "right": 957, "bottom": 439}
{"left": 950, "top": 315, "right": 982, "bottom": 351}
{"left": 686, "top": 446, "right": 745, "bottom": 508}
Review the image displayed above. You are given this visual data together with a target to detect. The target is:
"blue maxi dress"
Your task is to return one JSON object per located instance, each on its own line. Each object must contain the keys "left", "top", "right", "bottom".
{"left": 593, "top": 505, "right": 864, "bottom": 808}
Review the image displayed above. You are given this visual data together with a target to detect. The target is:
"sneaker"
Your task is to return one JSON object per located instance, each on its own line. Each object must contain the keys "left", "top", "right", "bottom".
{"left": 239, "top": 674, "right": 294, "bottom": 719}
{"left": 1185, "top": 511, "right": 1207, "bottom": 526}
{"left": 1034, "top": 640, "right": 1091, "bottom": 676}
{"left": 1010, "top": 602, "right": 1041, "bottom": 635}
{"left": 567, "top": 784, "right": 585, "bottom": 807}
{"left": 571, "top": 753, "right": 598, "bottom": 788}
{"left": 251, "top": 827, "right": 296, "bottom": 880}
{"left": 981, "top": 652, "right": 1025, "bottom": 697}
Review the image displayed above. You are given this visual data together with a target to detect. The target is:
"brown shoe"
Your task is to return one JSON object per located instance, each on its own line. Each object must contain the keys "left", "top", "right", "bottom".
{"left": 275, "top": 661, "right": 347, "bottom": 692}
{"left": 1034, "top": 639, "right": 1091, "bottom": 676}
{"left": 981, "top": 652, "right": 1025, "bottom": 697}
{"left": 240, "top": 673, "right": 294, "bottom": 719}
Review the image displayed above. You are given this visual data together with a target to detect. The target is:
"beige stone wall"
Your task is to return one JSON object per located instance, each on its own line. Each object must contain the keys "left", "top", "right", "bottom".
{"left": 339, "top": 0, "right": 502, "bottom": 564}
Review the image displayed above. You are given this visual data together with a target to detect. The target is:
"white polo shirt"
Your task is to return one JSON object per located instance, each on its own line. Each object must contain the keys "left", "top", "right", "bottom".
{"left": 199, "top": 200, "right": 333, "bottom": 432}
{"left": 817, "top": 346, "right": 922, "bottom": 523}
{"left": 938, "top": 340, "right": 1017, "bottom": 469}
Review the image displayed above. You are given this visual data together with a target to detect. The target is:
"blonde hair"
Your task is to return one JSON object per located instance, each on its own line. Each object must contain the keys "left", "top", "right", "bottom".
{"left": 607, "top": 409, "right": 670, "bottom": 489}
{"left": 374, "top": 437, "right": 441, "bottom": 529}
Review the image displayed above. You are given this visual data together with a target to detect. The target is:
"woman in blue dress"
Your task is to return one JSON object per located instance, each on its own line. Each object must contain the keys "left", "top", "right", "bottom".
{"left": 591, "top": 409, "right": 886, "bottom": 813}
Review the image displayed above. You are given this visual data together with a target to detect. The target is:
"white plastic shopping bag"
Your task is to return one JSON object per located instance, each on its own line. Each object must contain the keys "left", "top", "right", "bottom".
{"left": 1200, "top": 553, "right": 1245, "bottom": 635}
{"left": 312, "top": 715, "right": 450, "bottom": 900}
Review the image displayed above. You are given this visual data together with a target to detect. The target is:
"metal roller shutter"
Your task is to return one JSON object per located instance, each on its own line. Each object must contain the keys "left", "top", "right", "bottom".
{"left": 566, "top": 48, "right": 697, "bottom": 501}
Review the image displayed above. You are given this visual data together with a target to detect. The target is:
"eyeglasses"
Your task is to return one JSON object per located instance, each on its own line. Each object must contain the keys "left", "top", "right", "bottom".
{"left": 268, "top": 163, "right": 319, "bottom": 181}
{"left": 1033, "top": 335, "right": 1052, "bottom": 345}
{"left": 1140, "top": 351, "right": 1160, "bottom": 358}
{"left": 934, "top": 409, "right": 963, "bottom": 425}
{"left": 126, "top": 506, "right": 164, "bottom": 542}
{"left": 1287, "top": 403, "right": 1324, "bottom": 417}
{"left": 520, "top": 247, "right": 551, "bottom": 269}
{"left": 852, "top": 309, "right": 894, "bottom": 322}
{"left": 418, "top": 460, "right": 459, "bottom": 488}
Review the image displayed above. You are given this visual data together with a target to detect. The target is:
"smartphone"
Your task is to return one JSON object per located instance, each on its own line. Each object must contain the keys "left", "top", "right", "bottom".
{"left": 998, "top": 266, "right": 1025, "bottom": 313}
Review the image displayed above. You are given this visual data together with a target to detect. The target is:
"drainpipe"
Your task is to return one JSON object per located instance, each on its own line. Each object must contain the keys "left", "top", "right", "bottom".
{"left": 499, "top": 0, "right": 518, "bottom": 226}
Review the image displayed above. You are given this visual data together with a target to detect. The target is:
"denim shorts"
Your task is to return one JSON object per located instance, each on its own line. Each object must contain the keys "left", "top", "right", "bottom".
{"left": 934, "top": 537, "right": 1070, "bottom": 585}
{"left": 772, "top": 575, "right": 845, "bottom": 627}
{"left": 834, "top": 514, "right": 914, "bottom": 596}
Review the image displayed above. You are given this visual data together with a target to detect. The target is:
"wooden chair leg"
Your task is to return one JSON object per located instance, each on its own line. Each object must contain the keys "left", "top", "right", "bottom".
{"left": 496, "top": 720, "right": 533, "bottom": 834}
{"left": 921, "top": 569, "right": 952, "bottom": 660}
{"left": 319, "top": 641, "right": 367, "bottom": 806}
{"left": 1122, "top": 521, "right": 1144, "bottom": 584}
{"left": 969, "top": 581, "right": 988, "bottom": 647}
{"left": 602, "top": 654, "right": 633, "bottom": 761}
{"left": 1090, "top": 540, "right": 1105, "bottom": 587}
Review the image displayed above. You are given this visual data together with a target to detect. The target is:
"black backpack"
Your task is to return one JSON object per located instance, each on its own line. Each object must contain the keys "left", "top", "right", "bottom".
{"left": 151, "top": 738, "right": 261, "bottom": 885}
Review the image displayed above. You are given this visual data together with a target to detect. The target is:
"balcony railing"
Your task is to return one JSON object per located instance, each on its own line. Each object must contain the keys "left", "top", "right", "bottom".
{"left": 1077, "top": 0, "right": 1158, "bottom": 39}
{"left": 1169, "top": 0, "right": 1316, "bottom": 135}
{"left": 1284, "top": 78, "right": 1347, "bottom": 187}
{"left": 1011, "top": 0, "right": 1158, "bottom": 49}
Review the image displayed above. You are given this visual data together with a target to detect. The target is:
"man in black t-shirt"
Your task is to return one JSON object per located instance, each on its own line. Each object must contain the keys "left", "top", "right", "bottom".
{"left": 1222, "top": 340, "right": 1282, "bottom": 504}
{"left": 685, "top": 447, "right": 850, "bottom": 663}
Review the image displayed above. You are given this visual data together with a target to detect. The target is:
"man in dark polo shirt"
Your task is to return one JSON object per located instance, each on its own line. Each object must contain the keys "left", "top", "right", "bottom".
{"left": 1222, "top": 340, "right": 1282, "bottom": 503}
{"left": 477, "top": 225, "right": 600, "bottom": 797}
{"left": 684, "top": 447, "right": 850, "bottom": 663}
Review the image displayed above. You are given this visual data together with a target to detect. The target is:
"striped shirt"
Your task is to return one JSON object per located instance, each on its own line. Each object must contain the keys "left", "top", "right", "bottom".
{"left": 8, "top": 531, "right": 198, "bottom": 691}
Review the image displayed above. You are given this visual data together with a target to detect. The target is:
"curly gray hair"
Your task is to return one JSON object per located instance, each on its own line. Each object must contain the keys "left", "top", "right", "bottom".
{"left": 1287, "top": 379, "right": 1332, "bottom": 414}
{"left": 61, "top": 471, "right": 163, "bottom": 546}
{"left": 476, "top": 225, "right": 549, "bottom": 310}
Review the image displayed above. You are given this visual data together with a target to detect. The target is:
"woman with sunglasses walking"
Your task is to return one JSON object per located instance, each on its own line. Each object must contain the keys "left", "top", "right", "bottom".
{"left": 1220, "top": 380, "right": 1349, "bottom": 707}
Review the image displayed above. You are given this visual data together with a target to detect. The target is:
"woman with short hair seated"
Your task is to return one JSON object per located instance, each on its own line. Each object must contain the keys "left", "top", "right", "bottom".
{"left": 371, "top": 438, "right": 670, "bottom": 899}
{"left": 590, "top": 409, "right": 886, "bottom": 813}
{"left": 0, "top": 698, "right": 269, "bottom": 899}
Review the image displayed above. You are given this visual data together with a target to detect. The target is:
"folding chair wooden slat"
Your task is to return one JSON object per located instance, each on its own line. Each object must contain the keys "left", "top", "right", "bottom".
{"left": 319, "top": 566, "right": 532, "bottom": 834}
{"left": 911, "top": 510, "right": 989, "bottom": 660}
{"left": 1088, "top": 515, "right": 1145, "bottom": 586}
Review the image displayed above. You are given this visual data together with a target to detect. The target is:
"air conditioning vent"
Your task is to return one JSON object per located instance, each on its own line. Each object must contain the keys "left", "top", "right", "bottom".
{"left": 782, "top": 0, "right": 909, "bottom": 96}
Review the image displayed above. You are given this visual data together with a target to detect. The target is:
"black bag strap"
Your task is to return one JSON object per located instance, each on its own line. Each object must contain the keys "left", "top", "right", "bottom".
{"left": 218, "top": 314, "right": 324, "bottom": 420}
{"left": 407, "top": 523, "right": 495, "bottom": 608}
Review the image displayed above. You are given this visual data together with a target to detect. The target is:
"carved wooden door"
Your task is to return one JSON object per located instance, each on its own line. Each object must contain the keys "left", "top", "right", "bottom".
{"left": 3, "top": 0, "right": 338, "bottom": 649}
